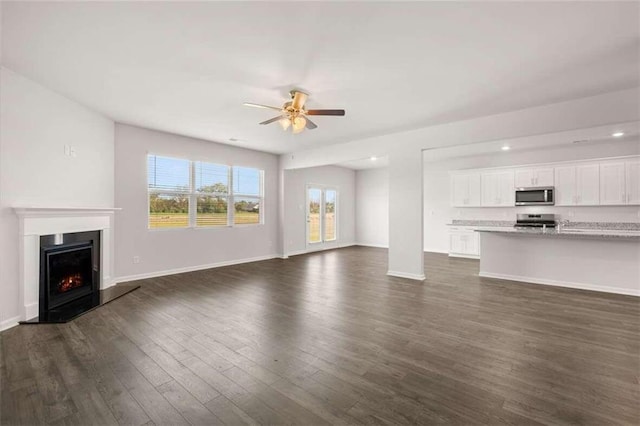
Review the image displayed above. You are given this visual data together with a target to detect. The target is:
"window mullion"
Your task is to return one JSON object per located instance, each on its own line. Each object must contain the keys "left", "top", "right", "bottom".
{"left": 228, "top": 167, "right": 234, "bottom": 226}
{"left": 189, "top": 161, "right": 196, "bottom": 227}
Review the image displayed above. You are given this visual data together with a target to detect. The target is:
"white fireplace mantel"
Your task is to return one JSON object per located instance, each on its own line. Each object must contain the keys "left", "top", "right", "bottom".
{"left": 15, "top": 206, "right": 121, "bottom": 321}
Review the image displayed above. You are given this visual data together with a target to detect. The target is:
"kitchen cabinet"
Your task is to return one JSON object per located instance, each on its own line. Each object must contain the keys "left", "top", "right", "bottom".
{"left": 554, "top": 164, "right": 599, "bottom": 206}
{"left": 576, "top": 164, "right": 600, "bottom": 205}
{"left": 449, "top": 228, "right": 480, "bottom": 258}
{"left": 554, "top": 165, "right": 576, "bottom": 205}
{"left": 449, "top": 155, "right": 638, "bottom": 209}
{"left": 514, "top": 167, "right": 554, "bottom": 188}
{"left": 451, "top": 173, "right": 481, "bottom": 207}
{"left": 626, "top": 159, "right": 640, "bottom": 204}
{"left": 481, "top": 170, "right": 514, "bottom": 207}
{"left": 599, "top": 161, "right": 626, "bottom": 205}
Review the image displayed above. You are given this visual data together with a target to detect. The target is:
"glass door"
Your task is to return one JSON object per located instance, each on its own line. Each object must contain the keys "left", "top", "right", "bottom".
{"left": 306, "top": 186, "right": 338, "bottom": 249}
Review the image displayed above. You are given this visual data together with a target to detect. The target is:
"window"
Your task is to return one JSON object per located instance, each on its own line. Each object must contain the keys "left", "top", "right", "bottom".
{"left": 147, "top": 155, "right": 264, "bottom": 229}
{"left": 233, "top": 167, "right": 262, "bottom": 225}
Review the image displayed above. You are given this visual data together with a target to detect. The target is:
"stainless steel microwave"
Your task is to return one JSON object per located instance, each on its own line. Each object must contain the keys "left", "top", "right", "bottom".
{"left": 515, "top": 187, "right": 554, "bottom": 206}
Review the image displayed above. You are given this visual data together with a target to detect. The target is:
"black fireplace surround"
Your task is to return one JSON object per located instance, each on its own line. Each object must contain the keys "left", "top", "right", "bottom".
{"left": 38, "top": 231, "right": 101, "bottom": 321}
{"left": 19, "top": 230, "right": 139, "bottom": 325}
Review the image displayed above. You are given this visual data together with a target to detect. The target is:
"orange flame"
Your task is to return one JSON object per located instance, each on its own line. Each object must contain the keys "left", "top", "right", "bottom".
{"left": 58, "top": 273, "right": 84, "bottom": 293}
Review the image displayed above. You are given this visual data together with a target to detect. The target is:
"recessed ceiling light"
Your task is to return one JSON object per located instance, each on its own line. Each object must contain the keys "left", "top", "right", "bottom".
{"left": 501, "top": 146, "right": 510, "bottom": 151}
{"left": 370, "top": 156, "right": 377, "bottom": 161}
{"left": 612, "top": 132, "right": 624, "bottom": 138}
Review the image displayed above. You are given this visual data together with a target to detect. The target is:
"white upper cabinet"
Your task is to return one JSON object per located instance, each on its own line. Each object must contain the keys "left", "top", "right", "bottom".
{"left": 554, "top": 163, "right": 599, "bottom": 205}
{"left": 599, "top": 161, "right": 626, "bottom": 205}
{"left": 451, "top": 172, "right": 481, "bottom": 207}
{"left": 576, "top": 164, "right": 600, "bottom": 205}
{"left": 468, "top": 173, "right": 481, "bottom": 206}
{"left": 514, "top": 167, "right": 554, "bottom": 188}
{"left": 534, "top": 168, "right": 554, "bottom": 187}
{"left": 554, "top": 166, "right": 576, "bottom": 206}
{"left": 451, "top": 156, "right": 637, "bottom": 208}
{"left": 481, "top": 170, "right": 514, "bottom": 207}
{"left": 626, "top": 159, "right": 640, "bottom": 205}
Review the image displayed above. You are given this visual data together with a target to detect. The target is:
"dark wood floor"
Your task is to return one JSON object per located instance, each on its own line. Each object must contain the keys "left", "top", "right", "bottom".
{"left": 2, "top": 247, "right": 639, "bottom": 425}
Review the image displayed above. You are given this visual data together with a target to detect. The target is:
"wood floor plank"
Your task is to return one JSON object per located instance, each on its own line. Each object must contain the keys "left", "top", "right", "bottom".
{"left": 156, "top": 380, "right": 224, "bottom": 425}
{"left": 204, "top": 394, "right": 258, "bottom": 426}
{"left": 1, "top": 247, "right": 638, "bottom": 425}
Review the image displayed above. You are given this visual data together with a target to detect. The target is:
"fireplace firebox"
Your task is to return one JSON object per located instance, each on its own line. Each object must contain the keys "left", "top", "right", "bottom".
{"left": 39, "top": 231, "right": 101, "bottom": 321}
{"left": 44, "top": 242, "right": 95, "bottom": 310}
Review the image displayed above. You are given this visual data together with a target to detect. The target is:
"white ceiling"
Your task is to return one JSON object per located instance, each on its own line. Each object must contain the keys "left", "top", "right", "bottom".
{"left": 338, "top": 156, "right": 389, "bottom": 170}
{"left": 2, "top": 2, "right": 638, "bottom": 154}
{"left": 422, "top": 122, "right": 640, "bottom": 164}
{"left": 337, "top": 123, "right": 639, "bottom": 170}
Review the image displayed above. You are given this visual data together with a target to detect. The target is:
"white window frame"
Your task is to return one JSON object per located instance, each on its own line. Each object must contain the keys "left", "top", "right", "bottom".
{"left": 147, "top": 155, "right": 264, "bottom": 230}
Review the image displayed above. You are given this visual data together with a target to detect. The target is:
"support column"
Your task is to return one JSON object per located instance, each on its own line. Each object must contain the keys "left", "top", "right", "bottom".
{"left": 387, "top": 149, "right": 425, "bottom": 280}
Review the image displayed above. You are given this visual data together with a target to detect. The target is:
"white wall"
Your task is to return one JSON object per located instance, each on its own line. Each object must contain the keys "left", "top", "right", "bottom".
{"left": 355, "top": 168, "right": 388, "bottom": 247}
{"left": 114, "top": 124, "right": 279, "bottom": 280}
{"left": 0, "top": 67, "right": 114, "bottom": 327}
{"left": 283, "top": 165, "right": 355, "bottom": 255}
{"left": 423, "top": 139, "right": 640, "bottom": 253}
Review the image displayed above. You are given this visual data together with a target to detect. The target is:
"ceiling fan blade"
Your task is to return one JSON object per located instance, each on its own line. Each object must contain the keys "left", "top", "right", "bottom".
{"left": 305, "top": 117, "right": 318, "bottom": 130}
{"left": 259, "top": 115, "right": 285, "bottom": 125}
{"left": 306, "top": 109, "right": 346, "bottom": 116}
{"left": 291, "top": 91, "right": 308, "bottom": 110}
{"left": 243, "top": 103, "right": 282, "bottom": 111}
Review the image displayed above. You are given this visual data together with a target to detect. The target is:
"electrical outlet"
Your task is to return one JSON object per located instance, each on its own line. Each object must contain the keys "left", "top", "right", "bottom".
{"left": 70, "top": 146, "right": 77, "bottom": 157}
{"left": 133, "top": 256, "right": 140, "bottom": 264}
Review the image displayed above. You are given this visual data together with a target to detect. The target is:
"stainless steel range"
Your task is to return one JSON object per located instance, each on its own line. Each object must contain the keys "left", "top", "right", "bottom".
{"left": 514, "top": 213, "right": 557, "bottom": 228}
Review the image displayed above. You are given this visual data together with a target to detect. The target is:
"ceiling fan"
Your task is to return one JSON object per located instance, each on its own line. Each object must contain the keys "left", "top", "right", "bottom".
{"left": 243, "top": 90, "right": 345, "bottom": 134}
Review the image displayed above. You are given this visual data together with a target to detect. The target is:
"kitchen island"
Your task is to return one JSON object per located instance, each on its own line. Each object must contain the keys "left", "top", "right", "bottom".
{"left": 476, "top": 227, "right": 640, "bottom": 296}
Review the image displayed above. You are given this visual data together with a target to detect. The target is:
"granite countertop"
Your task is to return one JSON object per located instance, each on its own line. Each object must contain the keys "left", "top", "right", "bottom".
{"left": 447, "top": 220, "right": 514, "bottom": 227}
{"left": 475, "top": 227, "right": 640, "bottom": 239}
{"left": 448, "top": 220, "right": 640, "bottom": 239}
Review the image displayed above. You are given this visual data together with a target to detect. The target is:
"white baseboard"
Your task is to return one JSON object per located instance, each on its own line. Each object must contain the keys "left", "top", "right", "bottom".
{"left": 356, "top": 243, "right": 388, "bottom": 249}
{"left": 425, "top": 249, "right": 449, "bottom": 254}
{"left": 114, "top": 254, "right": 280, "bottom": 284}
{"left": 387, "top": 270, "right": 426, "bottom": 281}
{"left": 101, "top": 276, "right": 116, "bottom": 290}
{"left": 479, "top": 271, "right": 640, "bottom": 297}
{"left": 0, "top": 315, "right": 21, "bottom": 332}
{"left": 24, "top": 303, "right": 38, "bottom": 322}
{"left": 285, "top": 249, "right": 308, "bottom": 257}
{"left": 449, "top": 253, "right": 480, "bottom": 259}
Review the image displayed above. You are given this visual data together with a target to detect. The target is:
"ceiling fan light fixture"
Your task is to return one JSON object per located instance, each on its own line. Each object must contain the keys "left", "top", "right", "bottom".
{"left": 292, "top": 116, "right": 307, "bottom": 133}
{"left": 244, "top": 90, "right": 344, "bottom": 134}
{"left": 279, "top": 118, "right": 291, "bottom": 131}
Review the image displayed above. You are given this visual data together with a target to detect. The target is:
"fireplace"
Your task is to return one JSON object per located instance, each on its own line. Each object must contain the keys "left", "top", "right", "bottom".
{"left": 39, "top": 231, "right": 100, "bottom": 319}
